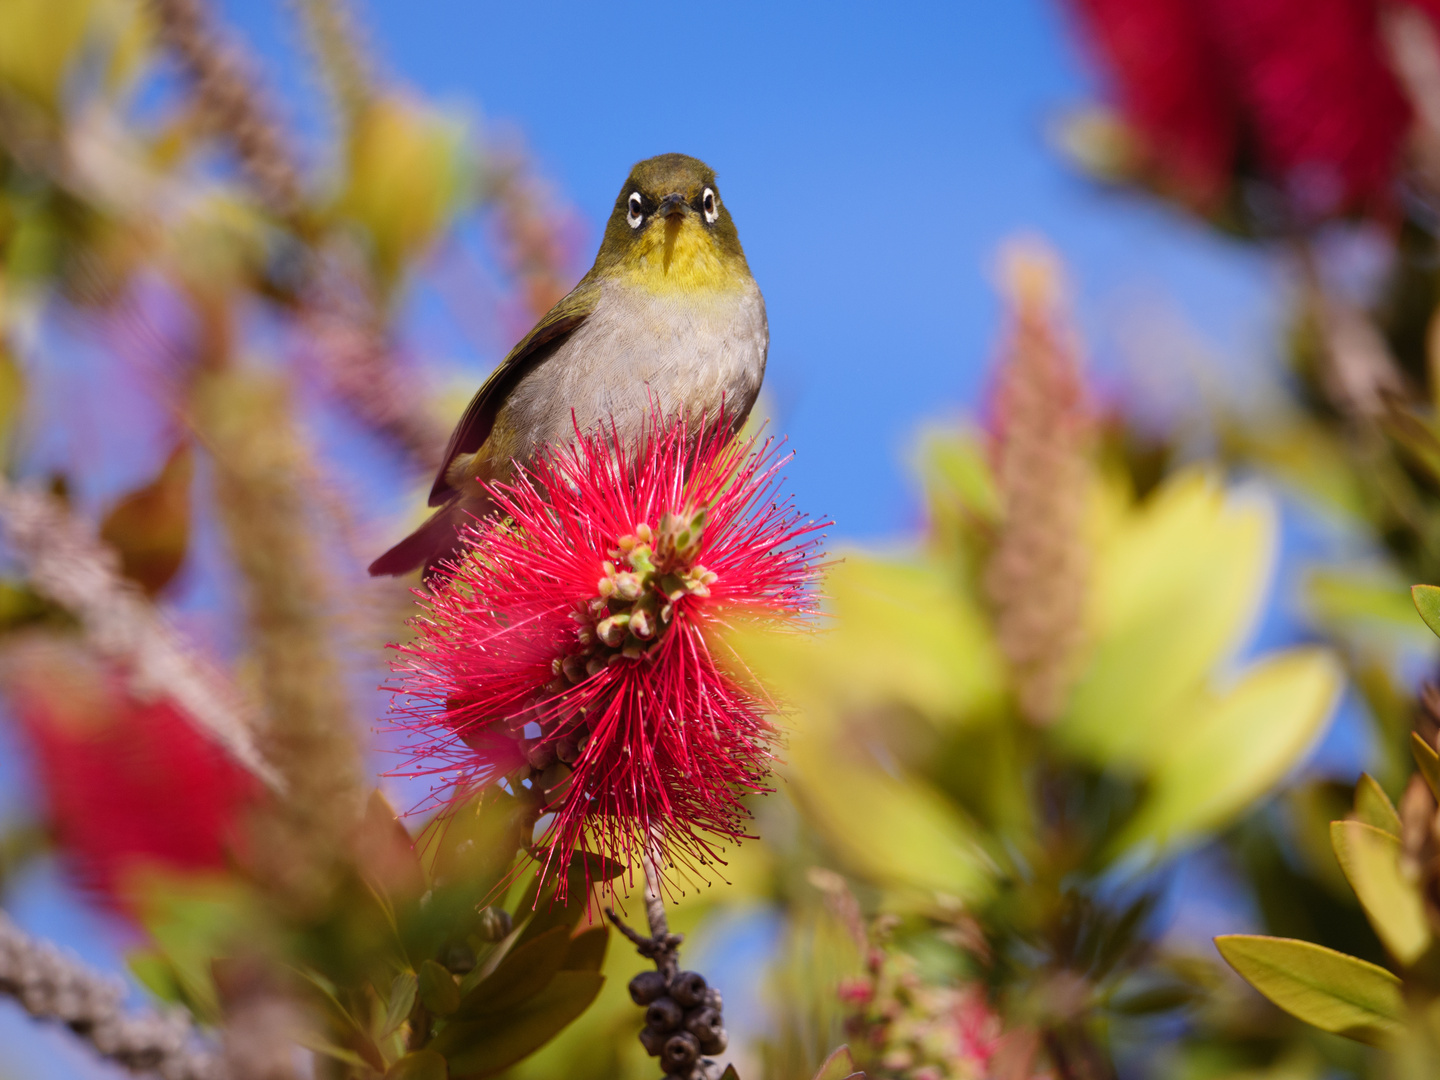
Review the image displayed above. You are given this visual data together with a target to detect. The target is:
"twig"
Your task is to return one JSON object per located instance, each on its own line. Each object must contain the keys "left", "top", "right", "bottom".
{"left": 0, "top": 909, "right": 226, "bottom": 1079}
{"left": 0, "top": 480, "right": 281, "bottom": 792}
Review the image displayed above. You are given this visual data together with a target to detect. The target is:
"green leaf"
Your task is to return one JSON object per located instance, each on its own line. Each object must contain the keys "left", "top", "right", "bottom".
{"left": 1057, "top": 471, "right": 1276, "bottom": 767}
{"left": 418, "top": 959, "right": 461, "bottom": 1017}
{"left": 1352, "top": 774, "right": 1401, "bottom": 838}
{"left": 1330, "top": 821, "right": 1432, "bottom": 966}
{"left": 385, "top": 1050, "right": 447, "bottom": 1080}
{"left": 1412, "top": 584, "right": 1440, "bottom": 640}
{"left": 560, "top": 927, "right": 608, "bottom": 972}
{"left": 1110, "top": 649, "right": 1341, "bottom": 857}
{"left": 720, "top": 1069, "right": 740, "bottom": 1080}
{"left": 1214, "top": 935, "right": 1404, "bottom": 1045}
{"left": 787, "top": 730, "right": 992, "bottom": 901}
{"left": 812, "top": 1044, "right": 860, "bottom": 1080}
{"left": 726, "top": 552, "right": 1005, "bottom": 727}
{"left": 382, "top": 972, "right": 418, "bottom": 1038}
{"left": 434, "top": 970, "right": 604, "bottom": 1077}
{"left": 291, "top": 1031, "right": 373, "bottom": 1069}
{"left": 455, "top": 926, "right": 573, "bottom": 1017}
{"left": 1413, "top": 733, "right": 1440, "bottom": 801}
{"left": 99, "top": 443, "right": 192, "bottom": 596}
{"left": 1308, "top": 571, "right": 1434, "bottom": 648}
{"left": 126, "top": 950, "right": 182, "bottom": 1004}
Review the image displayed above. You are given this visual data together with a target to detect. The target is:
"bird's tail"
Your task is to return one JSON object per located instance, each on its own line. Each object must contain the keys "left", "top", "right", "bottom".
{"left": 367, "top": 496, "right": 489, "bottom": 580}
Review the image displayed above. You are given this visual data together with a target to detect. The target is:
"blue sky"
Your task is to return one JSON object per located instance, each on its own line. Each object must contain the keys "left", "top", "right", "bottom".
{"left": 225, "top": 0, "right": 1280, "bottom": 540}
{"left": 0, "top": 2, "right": 1295, "bottom": 1075}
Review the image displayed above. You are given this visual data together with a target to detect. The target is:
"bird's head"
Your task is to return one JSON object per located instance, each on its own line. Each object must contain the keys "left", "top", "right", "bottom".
{"left": 594, "top": 153, "right": 750, "bottom": 295}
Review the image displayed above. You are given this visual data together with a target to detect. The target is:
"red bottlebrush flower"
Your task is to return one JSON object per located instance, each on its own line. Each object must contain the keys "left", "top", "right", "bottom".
{"left": 1208, "top": 0, "right": 1411, "bottom": 218}
{"left": 389, "top": 416, "right": 824, "bottom": 892}
{"left": 1, "top": 638, "right": 259, "bottom": 916}
{"left": 1068, "top": 0, "right": 1237, "bottom": 209}
{"left": 1068, "top": 0, "right": 1415, "bottom": 218}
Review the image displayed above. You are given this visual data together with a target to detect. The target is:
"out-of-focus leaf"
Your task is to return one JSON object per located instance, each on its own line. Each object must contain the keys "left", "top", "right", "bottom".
{"left": 381, "top": 971, "right": 417, "bottom": 1038}
{"left": 338, "top": 95, "right": 473, "bottom": 288}
{"left": 916, "top": 425, "right": 1000, "bottom": 527}
{"left": 386, "top": 1050, "right": 446, "bottom": 1080}
{"left": 432, "top": 970, "right": 604, "bottom": 1076}
{"left": 1058, "top": 471, "right": 1276, "bottom": 768}
{"left": 291, "top": 1031, "right": 372, "bottom": 1070}
{"left": 720, "top": 1068, "right": 740, "bottom": 1080}
{"left": 357, "top": 791, "right": 425, "bottom": 902}
{"left": 1330, "top": 821, "right": 1431, "bottom": 966}
{"left": 812, "top": 1044, "right": 860, "bottom": 1080}
{"left": 126, "top": 949, "right": 182, "bottom": 1003}
{"left": 1308, "top": 571, "right": 1436, "bottom": 649}
{"left": 1110, "top": 649, "right": 1340, "bottom": 858}
{"left": 561, "top": 927, "right": 608, "bottom": 972}
{"left": 787, "top": 731, "right": 991, "bottom": 901}
{"left": 133, "top": 874, "right": 261, "bottom": 1024}
{"left": 1352, "top": 775, "right": 1400, "bottom": 838}
{"left": 0, "top": 0, "right": 92, "bottom": 110}
{"left": 1214, "top": 935, "right": 1403, "bottom": 1045}
{"left": 1413, "top": 733, "right": 1440, "bottom": 801}
{"left": 1385, "top": 408, "right": 1440, "bottom": 484}
{"left": 418, "top": 959, "right": 461, "bottom": 1017}
{"left": 99, "top": 444, "right": 192, "bottom": 595}
{"left": 728, "top": 551, "right": 1004, "bottom": 728}
{"left": 0, "top": 344, "right": 24, "bottom": 471}
{"left": 1413, "top": 585, "right": 1440, "bottom": 641}
{"left": 1225, "top": 419, "right": 1368, "bottom": 520}
{"left": 455, "top": 926, "right": 572, "bottom": 1017}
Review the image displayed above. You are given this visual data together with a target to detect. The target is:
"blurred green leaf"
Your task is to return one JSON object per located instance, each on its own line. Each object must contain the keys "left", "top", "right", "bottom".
{"left": 386, "top": 1050, "right": 447, "bottom": 1080}
{"left": 561, "top": 927, "right": 608, "bottom": 972}
{"left": 1413, "top": 733, "right": 1440, "bottom": 801}
{"left": 812, "top": 1044, "right": 860, "bottom": 1080}
{"left": 1110, "top": 649, "right": 1341, "bottom": 858}
{"left": 291, "top": 1031, "right": 373, "bottom": 1070}
{"left": 728, "top": 551, "right": 1004, "bottom": 728}
{"left": 419, "top": 959, "right": 461, "bottom": 1018}
{"left": 1058, "top": 471, "right": 1276, "bottom": 768}
{"left": 1330, "top": 821, "right": 1431, "bottom": 966}
{"left": 100, "top": 444, "right": 192, "bottom": 596}
{"left": 432, "top": 970, "right": 604, "bottom": 1076}
{"left": 1412, "top": 585, "right": 1440, "bottom": 641}
{"left": 133, "top": 874, "right": 262, "bottom": 1024}
{"left": 1308, "top": 571, "right": 1435, "bottom": 649}
{"left": 455, "top": 926, "right": 572, "bottom": 1018}
{"left": 1352, "top": 775, "right": 1400, "bottom": 838}
{"left": 916, "top": 425, "right": 1000, "bottom": 541}
{"left": 0, "top": 344, "right": 24, "bottom": 472}
{"left": 126, "top": 949, "right": 182, "bottom": 1004}
{"left": 787, "top": 730, "right": 992, "bottom": 901}
{"left": 381, "top": 971, "right": 417, "bottom": 1039}
{"left": 1214, "top": 935, "right": 1403, "bottom": 1045}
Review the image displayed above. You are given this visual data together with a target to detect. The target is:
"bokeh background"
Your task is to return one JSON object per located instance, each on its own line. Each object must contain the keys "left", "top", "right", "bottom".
{"left": 3, "top": 0, "right": 1432, "bottom": 1077}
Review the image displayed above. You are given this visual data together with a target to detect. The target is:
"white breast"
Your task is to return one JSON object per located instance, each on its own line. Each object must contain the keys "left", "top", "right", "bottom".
{"left": 505, "top": 278, "right": 769, "bottom": 450}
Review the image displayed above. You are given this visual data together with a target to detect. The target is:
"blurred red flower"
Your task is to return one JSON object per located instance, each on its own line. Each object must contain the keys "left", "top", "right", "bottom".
{"left": 2, "top": 638, "right": 259, "bottom": 916}
{"left": 1069, "top": 0, "right": 1416, "bottom": 218}
{"left": 390, "top": 415, "right": 824, "bottom": 891}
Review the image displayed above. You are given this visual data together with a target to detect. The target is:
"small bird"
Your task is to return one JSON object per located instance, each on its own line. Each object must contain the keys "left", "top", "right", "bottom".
{"left": 369, "top": 153, "right": 768, "bottom": 579}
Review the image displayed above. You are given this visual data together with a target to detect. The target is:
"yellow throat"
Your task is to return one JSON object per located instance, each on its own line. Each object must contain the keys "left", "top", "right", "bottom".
{"left": 618, "top": 215, "right": 744, "bottom": 296}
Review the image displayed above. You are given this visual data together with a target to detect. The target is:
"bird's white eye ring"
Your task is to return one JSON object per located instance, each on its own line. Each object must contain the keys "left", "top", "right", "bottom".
{"left": 702, "top": 187, "right": 718, "bottom": 224}
{"left": 627, "top": 192, "right": 644, "bottom": 229}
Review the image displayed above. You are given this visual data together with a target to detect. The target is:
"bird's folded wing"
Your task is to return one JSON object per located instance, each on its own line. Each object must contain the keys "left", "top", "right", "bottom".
{"left": 428, "top": 277, "right": 600, "bottom": 506}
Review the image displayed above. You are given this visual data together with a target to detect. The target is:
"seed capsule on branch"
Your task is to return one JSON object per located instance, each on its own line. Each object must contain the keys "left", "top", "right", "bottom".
{"left": 388, "top": 413, "right": 825, "bottom": 895}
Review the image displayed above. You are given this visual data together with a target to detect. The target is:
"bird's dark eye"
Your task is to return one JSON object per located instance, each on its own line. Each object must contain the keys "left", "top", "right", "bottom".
{"left": 627, "top": 192, "right": 645, "bottom": 229}
{"left": 702, "top": 187, "right": 718, "bottom": 224}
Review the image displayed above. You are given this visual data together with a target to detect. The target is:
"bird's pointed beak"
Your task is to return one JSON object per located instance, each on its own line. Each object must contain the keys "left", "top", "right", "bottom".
{"left": 658, "top": 192, "right": 689, "bottom": 219}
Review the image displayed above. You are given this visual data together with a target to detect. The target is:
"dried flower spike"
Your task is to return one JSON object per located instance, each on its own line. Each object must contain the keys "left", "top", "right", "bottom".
{"left": 390, "top": 414, "right": 824, "bottom": 891}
